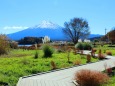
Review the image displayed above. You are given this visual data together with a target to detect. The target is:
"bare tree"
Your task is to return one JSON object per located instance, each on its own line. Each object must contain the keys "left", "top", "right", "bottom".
{"left": 63, "top": 18, "right": 90, "bottom": 44}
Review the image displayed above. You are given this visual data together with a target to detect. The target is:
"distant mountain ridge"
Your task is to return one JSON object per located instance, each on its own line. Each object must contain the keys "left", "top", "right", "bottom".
{"left": 7, "top": 21, "right": 102, "bottom": 41}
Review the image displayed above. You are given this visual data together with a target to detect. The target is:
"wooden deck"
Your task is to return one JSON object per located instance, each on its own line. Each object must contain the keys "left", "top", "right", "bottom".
{"left": 17, "top": 51, "right": 115, "bottom": 86}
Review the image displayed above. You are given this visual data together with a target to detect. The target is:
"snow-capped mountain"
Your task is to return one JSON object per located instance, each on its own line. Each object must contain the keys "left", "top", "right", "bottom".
{"left": 7, "top": 21, "right": 65, "bottom": 40}
{"left": 7, "top": 21, "right": 102, "bottom": 41}
{"left": 31, "top": 20, "right": 61, "bottom": 29}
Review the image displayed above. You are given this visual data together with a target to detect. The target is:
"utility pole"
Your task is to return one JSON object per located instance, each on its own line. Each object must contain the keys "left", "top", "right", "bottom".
{"left": 105, "top": 28, "right": 107, "bottom": 35}
{"left": 105, "top": 28, "right": 107, "bottom": 42}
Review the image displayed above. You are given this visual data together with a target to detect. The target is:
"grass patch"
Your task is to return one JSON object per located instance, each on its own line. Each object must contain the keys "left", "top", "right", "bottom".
{"left": 104, "top": 76, "right": 115, "bottom": 86}
{"left": 0, "top": 49, "right": 99, "bottom": 86}
{"left": 94, "top": 45, "right": 115, "bottom": 56}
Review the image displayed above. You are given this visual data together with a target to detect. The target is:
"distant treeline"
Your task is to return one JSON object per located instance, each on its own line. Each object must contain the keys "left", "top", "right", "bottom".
{"left": 101, "top": 29, "right": 115, "bottom": 44}
{"left": 18, "top": 37, "right": 43, "bottom": 44}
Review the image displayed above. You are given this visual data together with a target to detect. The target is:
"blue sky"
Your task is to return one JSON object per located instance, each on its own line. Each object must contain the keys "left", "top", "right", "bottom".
{"left": 0, "top": 0, "right": 115, "bottom": 35}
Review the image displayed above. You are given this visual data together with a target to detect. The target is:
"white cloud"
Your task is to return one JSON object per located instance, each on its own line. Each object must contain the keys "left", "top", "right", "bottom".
{"left": 3, "top": 26, "right": 28, "bottom": 30}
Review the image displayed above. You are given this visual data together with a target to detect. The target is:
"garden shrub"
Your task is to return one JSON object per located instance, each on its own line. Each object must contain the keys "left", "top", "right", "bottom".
{"left": 51, "top": 61, "right": 56, "bottom": 70}
{"left": 83, "top": 43, "right": 93, "bottom": 50}
{"left": 106, "top": 67, "right": 114, "bottom": 76}
{"left": 98, "top": 49, "right": 106, "bottom": 60}
{"left": 43, "top": 44, "right": 54, "bottom": 57}
{"left": 75, "top": 43, "right": 93, "bottom": 50}
{"left": 21, "top": 58, "right": 30, "bottom": 65}
{"left": 86, "top": 54, "right": 91, "bottom": 63}
{"left": 67, "top": 48, "right": 71, "bottom": 63}
{"left": 103, "top": 49, "right": 106, "bottom": 53}
{"left": 106, "top": 51, "right": 112, "bottom": 56}
{"left": 75, "top": 43, "right": 83, "bottom": 50}
{"left": 99, "top": 49, "right": 102, "bottom": 54}
{"left": 0, "top": 34, "right": 10, "bottom": 55}
{"left": 75, "top": 69, "right": 109, "bottom": 86}
{"left": 98, "top": 53, "right": 106, "bottom": 60}
{"left": 73, "top": 59, "right": 81, "bottom": 65}
{"left": 34, "top": 51, "right": 39, "bottom": 59}
{"left": 93, "top": 48, "right": 97, "bottom": 52}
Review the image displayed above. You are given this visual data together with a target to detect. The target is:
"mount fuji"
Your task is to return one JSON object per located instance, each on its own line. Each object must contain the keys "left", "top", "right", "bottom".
{"left": 7, "top": 21, "right": 102, "bottom": 41}
{"left": 7, "top": 21, "right": 66, "bottom": 40}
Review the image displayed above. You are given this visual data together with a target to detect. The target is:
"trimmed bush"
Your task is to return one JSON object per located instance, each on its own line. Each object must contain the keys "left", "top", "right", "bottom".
{"left": 98, "top": 53, "right": 106, "bottom": 60}
{"left": 83, "top": 43, "right": 93, "bottom": 50}
{"left": 21, "top": 58, "right": 30, "bottom": 65}
{"left": 98, "top": 49, "right": 106, "bottom": 60}
{"left": 75, "top": 69, "right": 109, "bottom": 86}
{"left": 75, "top": 43, "right": 93, "bottom": 50}
{"left": 67, "top": 48, "right": 71, "bottom": 63}
{"left": 106, "top": 51, "right": 112, "bottom": 56}
{"left": 34, "top": 51, "right": 39, "bottom": 59}
{"left": 43, "top": 44, "right": 54, "bottom": 57}
{"left": 75, "top": 43, "right": 83, "bottom": 50}
{"left": 73, "top": 59, "right": 81, "bottom": 65}
{"left": 99, "top": 49, "right": 102, "bottom": 54}
{"left": 51, "top": 61, "right": 56, "bottom": 70}
{"left": 86, "top": 54, "right": 91, "bottom": 63}
{"left": 93, "top": 48, "right": 97, "bottom": 52}
{"left": 106, "top": 67, "right": 114, "bottom": 76}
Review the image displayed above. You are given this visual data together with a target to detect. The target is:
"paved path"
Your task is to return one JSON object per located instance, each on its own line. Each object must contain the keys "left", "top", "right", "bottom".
{"left": 17, "top": 51, "right": 115, "bottom": 86}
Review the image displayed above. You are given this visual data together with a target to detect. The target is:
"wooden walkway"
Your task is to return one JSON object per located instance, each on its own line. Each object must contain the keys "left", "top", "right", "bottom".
{"left": 17, "top": 51, "right": 115, "bottom": 86}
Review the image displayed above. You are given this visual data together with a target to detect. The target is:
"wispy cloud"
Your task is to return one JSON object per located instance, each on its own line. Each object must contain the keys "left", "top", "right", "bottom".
{"left": 3, "top": 26, "right": 28, "bottom": 30}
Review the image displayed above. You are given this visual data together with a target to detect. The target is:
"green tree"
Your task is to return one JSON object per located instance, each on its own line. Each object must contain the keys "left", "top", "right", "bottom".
{"left": 63, "top": 17, "right": 90, "bottom": 44}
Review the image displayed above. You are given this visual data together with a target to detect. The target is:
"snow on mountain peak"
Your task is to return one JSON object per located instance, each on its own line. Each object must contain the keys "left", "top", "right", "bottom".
{"left": 33, "top": 20, "right": 60, "bottom": 29}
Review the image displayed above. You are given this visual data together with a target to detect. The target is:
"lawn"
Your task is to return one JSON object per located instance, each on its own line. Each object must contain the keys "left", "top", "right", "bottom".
{"left": 106, "top": 76, "right": 115, "bottom": 86}
{"left": 94, "top": 45, "right": 115, "bottom": 86}
{"left": 0, "top": 49, "right": 98, "bottom": 86}
{"left": 1, "top": 44, "right": 115, "bottom": 86}
{"left": 94, "top": 45, "right": 115, "bottom": 55}
{"left": 102, "top": 69, "right": 115, "bottom": 86}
